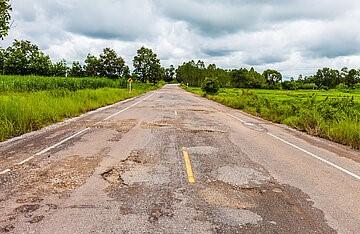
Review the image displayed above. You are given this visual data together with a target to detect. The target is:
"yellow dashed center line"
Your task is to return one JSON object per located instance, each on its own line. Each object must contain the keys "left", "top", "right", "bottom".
{"left": 182, "top": 147, "right": 196, "bottom": 184}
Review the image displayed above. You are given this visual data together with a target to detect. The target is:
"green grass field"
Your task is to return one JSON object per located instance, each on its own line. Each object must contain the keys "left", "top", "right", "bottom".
{"left": 185, "top": 87, "right": 360, "bottom": 149}
{"left": 0, "top": 75, "right": 127, "bottom": 92}
{"left": 0, "top": 76, "right": 157, "bottom": 141}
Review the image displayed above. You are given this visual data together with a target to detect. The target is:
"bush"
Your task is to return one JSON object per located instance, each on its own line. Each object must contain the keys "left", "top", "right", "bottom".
{"left": 300, "top": 83, "right": 318, "bottom": 90}
{"left": 202, "top": 77, "right": 220, "bottom": 94}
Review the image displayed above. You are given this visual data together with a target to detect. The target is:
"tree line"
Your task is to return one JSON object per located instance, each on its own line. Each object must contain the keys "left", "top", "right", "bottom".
{"left": 176, "top": 60, "right": 360, "bottom": 90}
{"left": 0, "top": 40, "right": 176, "bottom": 83}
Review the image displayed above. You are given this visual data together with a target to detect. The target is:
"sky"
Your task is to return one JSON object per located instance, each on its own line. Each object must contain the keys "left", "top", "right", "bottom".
{"left": 2, "top": 0, "right": 360, "bottom": 78}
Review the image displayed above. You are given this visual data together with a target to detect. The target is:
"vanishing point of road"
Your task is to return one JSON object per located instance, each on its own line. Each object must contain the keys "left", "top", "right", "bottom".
{"left": 1, "top": 85, "right": 360, "bottom": 233}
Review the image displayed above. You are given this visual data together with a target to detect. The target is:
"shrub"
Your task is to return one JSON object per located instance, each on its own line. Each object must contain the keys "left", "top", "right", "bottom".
{"left": 300, "top": 83, "right": 317, "bottom": 90}
{"left": 201, "top": 77, "right": 220, "bottom": 94}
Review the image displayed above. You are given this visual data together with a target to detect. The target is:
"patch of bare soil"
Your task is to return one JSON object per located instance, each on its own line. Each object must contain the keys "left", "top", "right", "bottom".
{"left": 94, "top": 119, "right": 138, "bottom": 141}
{"left": 18, "top": 155, "right": 103, "bottom": 196}
{"left": 101, "top": 149, "right": 149, "bottom": 190}
{"left": 141, "top": 120, "right": 174, "bottom": 129}
{"left": 202, "top": 181, "right": 335, "bottom": 233}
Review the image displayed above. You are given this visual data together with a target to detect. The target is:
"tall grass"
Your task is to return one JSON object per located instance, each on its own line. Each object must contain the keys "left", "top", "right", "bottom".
{"left": 0, "top": 84, "right": 156, "bottom": 141}
{"left": 186, "top": 87, "right": 360, "bottom": 149}
{"left": 0, "top": 75, "right": 128, "bottom": 92}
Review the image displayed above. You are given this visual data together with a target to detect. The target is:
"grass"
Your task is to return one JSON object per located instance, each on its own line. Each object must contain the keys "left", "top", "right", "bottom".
{"left": 185, "top": 87, "right": 360, "bottom": 149}
{"left": 0, "top": 76, "right": 158, "bottom": 141}
{"left": 0, "top": 75, "right": 127, "bottom": 92}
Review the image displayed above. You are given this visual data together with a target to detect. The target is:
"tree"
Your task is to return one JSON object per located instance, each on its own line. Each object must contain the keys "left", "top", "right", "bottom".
{"left": 164, "top": 65, "right": 175, "bottom": 82}
{"left": 3, "top": 40, "right": 49, "bottom": 75}
{"left": 202, "top": 77, "right": 220, "bottom": 94}
{"left": 28, "top": 51, "right": 52, "bottom": 76}
{"left": 342, "top": 68, "right": 359, "bottom": 88}
{"left": 0, "top": 0, "right": 11, "bottom": 39}
{"left": 51, "top": 60, "right": 68, "bottom": 77}
{"left": 99, "top": 48, "right": 126, "bottom": 79}
{"left": 84, "top": 54, "right": 100, "bottom": 77}
{"left": 313, "top": 68, "right": 341, "bottom": 89}
{"left": 133, "top": 46, "right": 162, "bottom": 83}
{"left": 69, "top": 61, "right": 84, "bottom": 77}
{"left": 0, "top": 47, "right": 5, "bottom": 74}
{"left": 263, "top": 69, "right": 282, "bottom": 88}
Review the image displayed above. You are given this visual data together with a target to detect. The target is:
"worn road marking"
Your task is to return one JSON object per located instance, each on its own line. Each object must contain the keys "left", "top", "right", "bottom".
{"left": 225, "top": 113, "right": 245, "bottom": 123}
{"left": 36, "top": 92, "right": 156, "bottom": 156}
{"left": 17, "top": 156, "right": 35, "bottom": 165}
{"left": 224, "top": 110, "right": 360, "bottom": 181}
{"left": 0, "top": 92, "right": 159, "bottom": 172}
{"left": 0, "top": 169, "right": 11, "bottom": 175}
{"left": 100, "top": 93, "right": 155, "bottom": 122}
{"left": 35, "top": 127, "right": 91, "bottom": 156}
{"left": 267, "top": 133, "right": 360, "bottom": 181}
{"left": 182, "top": 147, "right": 196, "bottom": 184}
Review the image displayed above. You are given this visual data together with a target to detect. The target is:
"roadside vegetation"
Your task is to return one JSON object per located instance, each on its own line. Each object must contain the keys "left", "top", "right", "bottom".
{"left": 0, "top": 82, "right": 157, "bottom": 141}
{"left": 178, "top": 60, "right": 360, "bottom": 149}
{"left": 186, "top": 87, "right": 360, "bottom": 149}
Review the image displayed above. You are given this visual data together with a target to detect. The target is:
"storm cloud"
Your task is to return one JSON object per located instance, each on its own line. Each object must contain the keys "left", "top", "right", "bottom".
{"left": 2, "top": 0, "right": 360, "bottom": 77}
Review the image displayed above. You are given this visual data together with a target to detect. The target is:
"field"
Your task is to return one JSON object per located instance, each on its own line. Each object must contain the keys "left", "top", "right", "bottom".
{"left": 185, "top": 87, "right": 360, "bottom": 149}
{"left": 0, "top": 76, "right": 157, "bottom": 141}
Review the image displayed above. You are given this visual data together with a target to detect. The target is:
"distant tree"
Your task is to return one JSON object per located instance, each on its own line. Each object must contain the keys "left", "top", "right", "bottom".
{"left": 28, "top": 51, "right": 52, "bottom": 76}
{"left": 313, "top": 68, "right": 341, "bottom": 89}
{"left": 69, "top": 61, "right": 84, "bottom": 77}
{"left": 341, "top": 67, "right": 359, "bottom": 88}
{"left": 3, "top": 40, "right": 50, "bottom": 75}
{"left": 84, "top": 54, "right": 100, "bottom": 77}
{"left": 99, "top": 48, "right": 126, "bottom": 79}
{"left": 123, "top": 65, "right": 130, "bottom": 78}
{"left": 202, "top": 77, "right": 220, "bottom": 94}
{"left": 196, "top": 60, "right": 205, "bottom": 69}
{"left": 0, "top": 0, "right": 12, "bottom": 39}
{"left": 0, "top": 47, "right": 5, "bottom": 74}
{"left": 133, "top": 46, "right": 162, "bottom": 83}
{"left": 263, "top": 69, "right": 282, "bottom": 88}
{"left": 164, "top": 65, "right": 175, "bottom": 82}
{"left": 51, "top": 60, "right": 68, "bottom": 77}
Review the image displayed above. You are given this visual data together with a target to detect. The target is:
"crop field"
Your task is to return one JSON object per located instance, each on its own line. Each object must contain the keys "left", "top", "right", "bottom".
{"left": 186, "top": 87, "right": 360, "bottom": 149}
{"left": 0, "top": 75, "right": 128, "bottom": 92}
{"left": 0, "top": 76, "right": 157, "bottom": 141}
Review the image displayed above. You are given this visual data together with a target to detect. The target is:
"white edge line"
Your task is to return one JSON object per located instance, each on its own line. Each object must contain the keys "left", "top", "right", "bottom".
{"left": 17, "top": 156, "right": 35, "bottom": 165}
{"left": 224, "top": 110, "right": 360, "bottom": 181}
{"left": 100, "top": 93, "right": 155, "bottom": 122}
{"left": 226, "top": 113, "right": 245, "bottom": 123}
{"left": 1, "top": 91, "right": 158, "bottom": 170}
{"left": 267, "top": 132, "right": 360, "bottom": 181}
{"left": 35, "top": 127, "right": 90, "bottom": 156}
{"left": 0, "top": 169, "right": 11, "bottom": 175}
{"left": 36, "top": 92, "right": 156, "bottom": 155}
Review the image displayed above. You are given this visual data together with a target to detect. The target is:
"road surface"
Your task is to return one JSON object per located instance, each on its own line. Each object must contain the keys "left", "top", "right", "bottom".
{"left": 1, "top": 85, "right": 360, "bottom": 233}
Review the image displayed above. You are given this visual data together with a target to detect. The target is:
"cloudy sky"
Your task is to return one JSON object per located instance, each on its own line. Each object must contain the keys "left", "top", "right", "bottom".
{"left": 2, "top": 0, "right": 360, "bottom": 78}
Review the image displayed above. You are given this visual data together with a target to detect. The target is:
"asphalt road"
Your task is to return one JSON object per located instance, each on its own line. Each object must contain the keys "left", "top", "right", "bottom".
{"left": 1, "top": 84, "right": 360, "bottom": 233}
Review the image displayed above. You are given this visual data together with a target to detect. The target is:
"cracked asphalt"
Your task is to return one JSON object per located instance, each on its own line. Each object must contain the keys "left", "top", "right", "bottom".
{"left": 1, "top": 84, "right": 360, "bottom": 233}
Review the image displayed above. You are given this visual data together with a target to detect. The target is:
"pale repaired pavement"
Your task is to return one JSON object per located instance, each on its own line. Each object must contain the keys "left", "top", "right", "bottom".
{"left": 1, "top": 84, "right": 360, "bottom": 233}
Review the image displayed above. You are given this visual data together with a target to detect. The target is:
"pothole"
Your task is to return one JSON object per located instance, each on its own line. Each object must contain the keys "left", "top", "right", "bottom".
{"left": 28, "top": 215, "right": 44, "bottom": 224}
{"left": 184, "top": 128, "right": 227, "bottom": 134}
{"left": 121, "top": 165, "right": 171, "bottom": 186}
{"left": 148, "top": 204, "right": 174, "bottom": 223}
{"left": 212, "top": 207, "right": 263, "bottom": 227}
{"left": 14, "top": 204, "right": 40, "bottom": 214}
{"left": 199, "top": 184, "right": 255, "bottom": 209}
{"left": 101, "top": 168, "right": 126, "bottom": 186}
{"left": 141, "top": 120, "right": 174, "bottom": 129}
{"left": 213, "top": 165, "right": 270, "bottom": 187}
{"left": 188, "top": 146, "right": 219, "bottom": 155}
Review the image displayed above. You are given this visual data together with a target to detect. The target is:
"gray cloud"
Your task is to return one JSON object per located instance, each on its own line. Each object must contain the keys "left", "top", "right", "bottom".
{"left": 3, "top": 0, "right": 360, "bottom": 77}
